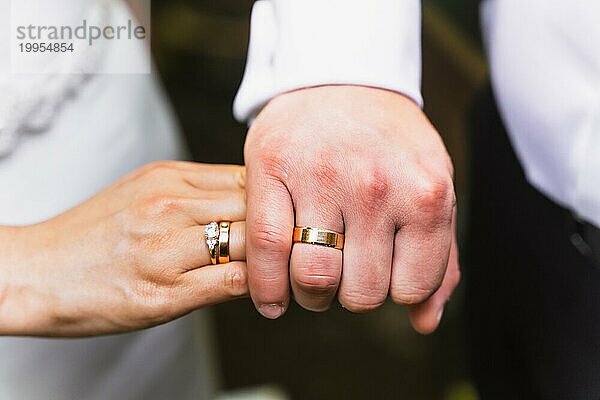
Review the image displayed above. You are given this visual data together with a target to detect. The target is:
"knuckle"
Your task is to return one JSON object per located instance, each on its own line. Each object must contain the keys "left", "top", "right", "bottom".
{"left": 357, "top": 167, "right": 392, "bottom": 209}
{"left": 294, "top": 273, "right": 339, "bottom": 297}
{"left": 138, "top": 195, "right": 183, "bottom": 218}
{"left": 292, "top": 248, "right": 341, "bottom": 297}
{"left": 390, "top": 283, "right": 437, "bottom": 305}
{"left": 126, "top": 162, "right": 171, "bottom": 182}
{"left": 123, "top": 197, "right": 180, "bottom": 251}
{"left": 130, "top": 231, "right": 173, "bottom": 254}
{"left": 138, "top": 161, "right": 180, "bottom": 184}
{"left": 412, "top": 174, "right": 455, "bottom": 224}
{"left": 223, "top": 264, "right": 248, "bottom": 297}
{"left": 339, "top": 290, "right": 387, "bottom": 313}
{"left": 257, "top": 152, "right": 292, "bottom": 181}
{"left": 128, "top": 231, "right": 171, "bottom": 260}
{"left": 141, "top": 161, "right": 174, "bottom": 175}
{"left": 250, "top": 221, "right": 290, "bottom": 253}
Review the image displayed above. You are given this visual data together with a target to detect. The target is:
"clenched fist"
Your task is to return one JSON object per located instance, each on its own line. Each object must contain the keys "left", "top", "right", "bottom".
{"left": 244, "top": 85, "right": 460, "bottom": 334}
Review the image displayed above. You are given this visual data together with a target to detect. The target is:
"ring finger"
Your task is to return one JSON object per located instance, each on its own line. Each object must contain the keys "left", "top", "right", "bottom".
{"left": 180, "top": 221, "right": 246, "bottom": 269}
{"left": 290, "top": 198, "right": 344, "bottom": 312}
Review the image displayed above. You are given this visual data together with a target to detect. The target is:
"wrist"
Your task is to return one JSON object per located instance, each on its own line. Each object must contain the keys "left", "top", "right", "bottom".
{"left": 273, "top": 84, "right": 422, "bottom": 107}
{"left": 0, "top": 224, "right": 61, "bottom": 336}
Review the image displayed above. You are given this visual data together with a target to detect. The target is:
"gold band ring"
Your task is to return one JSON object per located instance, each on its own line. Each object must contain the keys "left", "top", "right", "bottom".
{"left": 293, "top": 226, "right": 345, "bottom": 250}
{"left": 218, "top": 222, "right": 231, "bottom": 264}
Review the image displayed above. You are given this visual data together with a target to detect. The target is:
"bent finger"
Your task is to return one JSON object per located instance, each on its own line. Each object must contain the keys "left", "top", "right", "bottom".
{"left": 246, "top": 170, "right": 294, "bottom": 319}
{"left": 290, "top": 197, "right": 344, "bottom": 312}
{"left": 408, "top": 215, "right": 460, "bottom": 334}
{"left": 390, "top": 179, "right": 455, "bottom": 306}
{"left": 338, "top": 216, "right": 394, "bottom": 313}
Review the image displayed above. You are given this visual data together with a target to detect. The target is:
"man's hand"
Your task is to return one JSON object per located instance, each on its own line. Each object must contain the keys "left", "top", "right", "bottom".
{"left": 244, "top": 85, "right": 460, "bottom": 334}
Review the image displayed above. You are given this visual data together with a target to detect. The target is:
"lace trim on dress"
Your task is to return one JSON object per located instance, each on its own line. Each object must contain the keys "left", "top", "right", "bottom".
{"left": 0, "top": 0, "right": 113, "bottom": 158}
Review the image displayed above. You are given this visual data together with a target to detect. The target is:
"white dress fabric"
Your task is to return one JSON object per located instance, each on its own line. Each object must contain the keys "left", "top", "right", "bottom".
{"left": 0, "top": 0, "right": 215, "bottom": 399}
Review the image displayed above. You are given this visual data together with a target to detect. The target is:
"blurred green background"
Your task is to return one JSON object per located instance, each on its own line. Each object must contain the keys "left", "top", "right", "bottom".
{"left": 151, "top": 1, "right": 486, "bottom": 399}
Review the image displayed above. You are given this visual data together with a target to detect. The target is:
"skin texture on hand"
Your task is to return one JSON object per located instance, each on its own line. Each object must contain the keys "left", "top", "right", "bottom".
{"left": 0, "top": 162, "right": 248, "bottom": 337}
{"left": 244, "top": 85, "right": 460, "bottom": 334}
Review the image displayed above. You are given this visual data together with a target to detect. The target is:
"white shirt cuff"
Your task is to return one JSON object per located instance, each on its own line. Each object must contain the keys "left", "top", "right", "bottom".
{"left": 233, "top": 0, "right": 423, "bottom": 123}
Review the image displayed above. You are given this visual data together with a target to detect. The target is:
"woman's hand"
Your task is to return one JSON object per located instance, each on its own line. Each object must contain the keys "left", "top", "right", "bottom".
{"left": 0, "top": 162, "right": 247, "bottom": 337}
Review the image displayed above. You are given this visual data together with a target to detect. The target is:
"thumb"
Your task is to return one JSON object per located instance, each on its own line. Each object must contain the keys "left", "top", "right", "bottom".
{"left": 181, "top": 261, "right": 249, "bottom": 310}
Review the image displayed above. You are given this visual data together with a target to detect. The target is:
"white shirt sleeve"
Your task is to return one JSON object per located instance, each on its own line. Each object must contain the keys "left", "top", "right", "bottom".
{"left": 233, "top": 0, "right": 423, "bottom": 123}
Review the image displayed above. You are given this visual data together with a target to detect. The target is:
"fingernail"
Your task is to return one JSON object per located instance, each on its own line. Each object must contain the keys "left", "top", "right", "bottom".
{"left": 259, "top": 304, "right": 285, "bottom": 319}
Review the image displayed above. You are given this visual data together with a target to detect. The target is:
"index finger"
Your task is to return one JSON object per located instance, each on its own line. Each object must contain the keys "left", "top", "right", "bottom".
{"left": 245, "top": 166, "right": 294, "bottom": 319}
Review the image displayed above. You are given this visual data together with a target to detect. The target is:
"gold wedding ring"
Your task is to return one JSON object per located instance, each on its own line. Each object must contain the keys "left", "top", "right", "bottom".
{"left": 218, "top": 222, "right": 231, "bottom": 264}
{"left": 293, "top": 226, "right": 345, "bottom": 250}
{"left": 204, "top": 221, "right": 231, "bottom": 265}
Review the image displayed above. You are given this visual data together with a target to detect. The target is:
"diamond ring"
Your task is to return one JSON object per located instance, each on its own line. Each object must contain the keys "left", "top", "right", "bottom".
{"left": 204, "top": 221, "right": 232, "bottom": 265}
{"left": 204, "top": 222, "right": 220, "bottom": 265}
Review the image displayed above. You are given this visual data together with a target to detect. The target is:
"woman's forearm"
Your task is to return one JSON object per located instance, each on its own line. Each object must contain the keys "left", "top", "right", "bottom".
{"left": 0, "top": 220, "right": 122, "bottom": 337}
{"left": 0, "top": 225, "right": 53, "bottom": 336}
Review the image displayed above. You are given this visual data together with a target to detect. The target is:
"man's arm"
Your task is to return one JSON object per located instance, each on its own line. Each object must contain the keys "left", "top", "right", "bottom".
{"left": 234, "top": 0, "right": 422, "bottom": 120}
{"left": 236, "top": 0, "right": 460, "bottom": 334}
